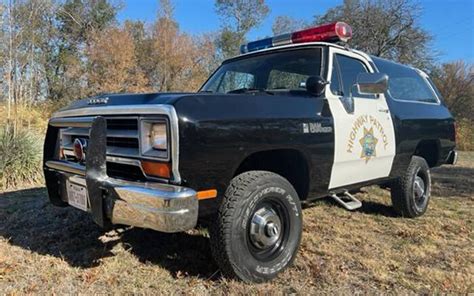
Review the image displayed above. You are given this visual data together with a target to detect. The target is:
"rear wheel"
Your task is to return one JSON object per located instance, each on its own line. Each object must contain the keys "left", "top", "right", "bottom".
{"left": 209, "top": 171, "right": 302, "bottom": 283}
{"left": 391, "top": 156, "right": 431, "bottom": 217}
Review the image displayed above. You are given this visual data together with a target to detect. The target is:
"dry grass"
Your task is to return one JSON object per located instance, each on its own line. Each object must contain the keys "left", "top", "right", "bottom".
{"left": 0, "top": 153, "right": 473, "bottom": 294}
{"left": 456, "top": 119, "right": 474, "bottom": 151}
{"left": 0, "top": 104, "right": 49, "bottom": 133}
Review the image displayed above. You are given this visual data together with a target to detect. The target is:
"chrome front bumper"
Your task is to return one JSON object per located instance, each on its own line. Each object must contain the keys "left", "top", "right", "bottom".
{"left": 107, "top": 179, "right": 197, "bottom": 233}
{"left": 45, "top": 164, "right": 198, "bottom": 233}
{"left": 43, "top": 116, "right": 198, "bottom": 233}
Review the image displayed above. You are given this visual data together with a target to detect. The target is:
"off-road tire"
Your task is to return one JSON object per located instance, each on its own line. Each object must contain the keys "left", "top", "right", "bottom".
{"left": 391, "top": 156, "right": 431, "bottom": 218}
{"left": 209, "top": 171, "right": 303, "bottom": 283}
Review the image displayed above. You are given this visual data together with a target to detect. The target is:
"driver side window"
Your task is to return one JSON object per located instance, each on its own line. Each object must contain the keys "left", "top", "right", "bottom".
{"left": 332, "top": 54, "right": 369, "bottom": 97}
{"left": 330, "top": 54, "right": 370, "bottom": 113}
{"left": 330, "top": 59, "right": 342, "bottom": 95}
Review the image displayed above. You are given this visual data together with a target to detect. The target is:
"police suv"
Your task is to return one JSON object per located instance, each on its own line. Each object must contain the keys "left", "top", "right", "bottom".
{"left": 43, "top": 22, "right": 457, "bottom": 282}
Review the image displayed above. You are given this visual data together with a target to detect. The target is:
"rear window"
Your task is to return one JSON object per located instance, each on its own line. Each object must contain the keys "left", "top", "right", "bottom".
{"left": 372, "top": 57, "right": 438, "bottom": 103}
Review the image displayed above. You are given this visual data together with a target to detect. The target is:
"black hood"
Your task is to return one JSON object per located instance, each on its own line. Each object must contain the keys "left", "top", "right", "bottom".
{"left": 59, "top": 91, "right": 319, "bottom": 121}
{"left": 60, "top": 92, "right": 194, "bottom": 112}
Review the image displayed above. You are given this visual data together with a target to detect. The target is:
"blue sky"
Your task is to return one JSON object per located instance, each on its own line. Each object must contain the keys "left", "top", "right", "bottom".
{"left": 118, "top": 0, "right": 474, "bottom": 63}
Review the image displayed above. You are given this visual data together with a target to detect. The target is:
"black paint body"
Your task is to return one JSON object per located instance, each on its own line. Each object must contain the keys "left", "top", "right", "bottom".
{"left": 174, "top": 94, "right": 334, "bottom": 215}
{"left": 47, "top": 44, "right": 456, "bottom": 218}
{"left": 386, "top": 96, "right": 455, "bottom": 177}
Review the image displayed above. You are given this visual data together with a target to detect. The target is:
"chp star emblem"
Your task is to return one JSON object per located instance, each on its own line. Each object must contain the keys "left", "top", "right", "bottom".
{"left": 359, "top": 127, "right": 378, "bottom": 163}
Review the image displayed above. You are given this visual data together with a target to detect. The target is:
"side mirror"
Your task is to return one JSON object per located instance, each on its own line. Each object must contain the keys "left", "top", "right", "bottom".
{"left": 306, "top": 76, "right": 328, "bottom": 96}
{"left": 356, "top": 73, "right": 389, "bottom": 95}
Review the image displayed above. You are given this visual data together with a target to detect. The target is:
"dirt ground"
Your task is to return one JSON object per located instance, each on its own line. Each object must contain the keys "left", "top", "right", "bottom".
{"left": 1, "top": 153, "right": 473, "bottom": 294}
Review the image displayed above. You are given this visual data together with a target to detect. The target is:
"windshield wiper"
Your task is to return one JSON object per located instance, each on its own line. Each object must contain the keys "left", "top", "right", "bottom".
{"left": 227, "top": 88, "right": 275, "bottom": 95}
{"left": 418, "top": 98, "right": 436, "bottom": 103}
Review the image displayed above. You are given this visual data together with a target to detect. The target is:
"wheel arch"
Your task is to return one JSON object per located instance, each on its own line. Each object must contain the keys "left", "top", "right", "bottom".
{"left": 233, "top": 148, "right": 311, "bottom": 200}
{"left": 413, "top": 139, "right": 441, "bottom": 167}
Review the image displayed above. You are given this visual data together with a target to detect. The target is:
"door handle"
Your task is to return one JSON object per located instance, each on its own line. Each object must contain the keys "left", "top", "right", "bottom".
{"left": 378, "top": 108, "right": 389, "bottom": 113}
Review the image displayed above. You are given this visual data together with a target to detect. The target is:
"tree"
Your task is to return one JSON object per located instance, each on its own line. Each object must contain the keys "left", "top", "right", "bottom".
{"left": 272, "top": 15, "right": 307, "bottom": 35}
{"left": 215, "top": 0, "right": 269, "bottom": 58}
{"left": 56, "top": 0, "right": 118, "bottom": 46}
{"left": 1, "top": 0, "right": 57, "bottom": 129}
{"left": 152, "top": 0, "right": 216, "bottom": 92}
{"left": 0, "top": 3, "right": 4, "bottom": 94}
{"left": 315, "top": 0, "right": 434, "bottom": 70}
{"left": 47, "top": 0, "right": 119, "bottom": 102}
{"left": 431, "top": 61, "right": 473, "bottom": 150}
{"left": 431, "top": 61, "right": 473, "bottom": 120}
{"left": 88, "top": 27, "right": 148, "bottom": 93}
{"left": 124, "top": 20, "right": 155, "bottom": 89}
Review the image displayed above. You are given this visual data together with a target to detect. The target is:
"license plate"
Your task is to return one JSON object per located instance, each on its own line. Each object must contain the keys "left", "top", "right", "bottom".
{"left": 66, "top": 181, "right": 89, "bottom": 211}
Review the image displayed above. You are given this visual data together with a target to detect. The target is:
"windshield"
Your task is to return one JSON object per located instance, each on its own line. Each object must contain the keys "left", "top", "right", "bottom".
{"left": 200, "top": 48, "right": 322, "bottom": 94}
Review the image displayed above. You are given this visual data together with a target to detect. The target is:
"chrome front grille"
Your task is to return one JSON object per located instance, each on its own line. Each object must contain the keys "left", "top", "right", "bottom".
{"left": 57, "top": 116, "right": 151, "bottom": 182}
{"left": 60, "top": 117, "right": 140, "bottom": 159}
{"left": 48, "top": 104, "right": 181, "bottom": 184}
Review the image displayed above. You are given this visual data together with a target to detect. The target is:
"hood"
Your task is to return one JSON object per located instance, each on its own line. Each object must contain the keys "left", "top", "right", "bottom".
{"left": 57, "top": 91, "right": 320, "bottom": 121}
{"left": 59, "top": 92, "right": 194, "bottom": 112}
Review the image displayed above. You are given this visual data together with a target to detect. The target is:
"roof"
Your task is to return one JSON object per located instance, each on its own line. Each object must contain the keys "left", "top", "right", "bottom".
{"left": 225, "top": 42, "right": 373, "bottom": 64}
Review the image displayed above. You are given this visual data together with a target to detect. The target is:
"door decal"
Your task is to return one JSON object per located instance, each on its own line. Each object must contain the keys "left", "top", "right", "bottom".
{"left": 346, "top": 114, "right": 389, "bottom": 163}
{"left": 359, "top": 127, "right": 378, "bottom": 163}
{"left": 327, "top": 48, "right": 396, "bottom": 189}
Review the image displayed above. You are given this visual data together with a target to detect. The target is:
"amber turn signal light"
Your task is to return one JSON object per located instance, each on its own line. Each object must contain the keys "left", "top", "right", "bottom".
{"left": 141, "top": 161, "right": 171, "bottom": 179}
{"left": 197, "top": 189, "right": 218, "bottom": 200}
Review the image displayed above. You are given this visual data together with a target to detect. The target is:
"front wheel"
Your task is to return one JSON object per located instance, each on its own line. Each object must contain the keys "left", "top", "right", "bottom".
{"left": 391, "top": 156, "right": 431, "bottom": 218}
{"left": 209, "top": 171, "right": 303, "bottom": 283}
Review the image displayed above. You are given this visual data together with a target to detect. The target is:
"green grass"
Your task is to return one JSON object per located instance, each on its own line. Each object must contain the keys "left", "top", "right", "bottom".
{"left": 0, "top": 126, "right": 43, "bottom": 189}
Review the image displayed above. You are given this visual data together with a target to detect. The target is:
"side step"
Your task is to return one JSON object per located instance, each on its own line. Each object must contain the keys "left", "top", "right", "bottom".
{"left": 330, "top": 191, "right": 362, "bottom": 211}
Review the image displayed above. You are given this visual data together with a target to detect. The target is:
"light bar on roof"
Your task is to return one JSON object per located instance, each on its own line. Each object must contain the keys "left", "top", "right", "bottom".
{"left": 240, "top": 22, "right": 352, "bottom": 54}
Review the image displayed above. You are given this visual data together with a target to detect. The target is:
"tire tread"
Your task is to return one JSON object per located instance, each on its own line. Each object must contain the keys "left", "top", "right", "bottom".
{"left": 209, "top": 171, "right": 292, "bottom": 281}
{"left": 391, "top": 156, "right": 430, "bottom": 218}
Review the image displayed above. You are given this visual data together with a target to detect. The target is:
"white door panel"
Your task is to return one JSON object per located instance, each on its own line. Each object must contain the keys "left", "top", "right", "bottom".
{"left": 327, "top": 49, "right": 396, "bottom": 189}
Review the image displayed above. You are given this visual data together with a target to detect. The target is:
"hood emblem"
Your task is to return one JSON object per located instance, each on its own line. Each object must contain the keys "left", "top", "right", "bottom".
{"left": 88, "top": 97, "right": 109, "bottom": 105}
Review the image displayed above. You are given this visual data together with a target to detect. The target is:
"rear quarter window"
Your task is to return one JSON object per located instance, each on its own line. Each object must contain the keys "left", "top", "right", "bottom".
{"left": 372, "top": 57, "right": 439, "bottom": 104}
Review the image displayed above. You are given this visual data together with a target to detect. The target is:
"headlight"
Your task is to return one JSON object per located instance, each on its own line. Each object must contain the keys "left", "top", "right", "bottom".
{"left": 150, "top": 123, "right": 167, "bottom": 150}
{"left": 140, "top": 120, "right": 168, "bottom": 158}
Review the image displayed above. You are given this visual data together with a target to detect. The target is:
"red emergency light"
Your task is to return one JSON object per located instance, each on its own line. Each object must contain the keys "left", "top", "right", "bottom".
{"left": 292, "top": 22, "right": 352, "bottom": 43}
{"left": 241, "top": 22, "right": 353, "bottom": 54}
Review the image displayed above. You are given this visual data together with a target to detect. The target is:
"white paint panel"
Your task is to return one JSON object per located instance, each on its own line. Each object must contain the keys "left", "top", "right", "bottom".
{"left": 327, "top": 48, "right": 396, "bottom": 189}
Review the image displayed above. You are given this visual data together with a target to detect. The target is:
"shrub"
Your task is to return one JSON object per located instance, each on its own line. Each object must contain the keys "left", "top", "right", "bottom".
{"left": 0, "top": 125, "right": 43, "bottom": 190}
{"left": 456, "top": 119, "right": 473, "bottom": 151}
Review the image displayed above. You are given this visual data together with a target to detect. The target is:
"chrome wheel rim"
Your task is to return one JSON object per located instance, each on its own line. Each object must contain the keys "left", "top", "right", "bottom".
{"left": 413, "top": 170, "right": 428, "bottom": 209}
{"left": 249, "top": 206, "right": 282, "bottom": 249}
{"left": 246, "top": 198, "right": 290, "bottom": 261}
{"left": 414, "top": 176, "right": 425, "bottom": 199}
